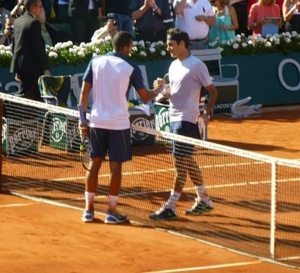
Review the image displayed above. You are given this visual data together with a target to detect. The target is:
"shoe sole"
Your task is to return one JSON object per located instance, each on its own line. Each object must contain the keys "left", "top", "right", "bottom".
{"left": 104, "top": 219, "right": 128, "bottom": 224}
{"left": 149, "top": 215, "right": 178, "bottom": 221}
{"left": 81, "top": 218, "right": 94, "bottom": 223}
{"left": 184, "top": 208, "right": 213, "bottom": 215}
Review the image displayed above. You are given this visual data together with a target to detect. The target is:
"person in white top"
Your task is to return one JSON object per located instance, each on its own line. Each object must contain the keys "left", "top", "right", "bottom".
{"left": 149, "top": 28, "right": 218, "bottom": 221}
{"left": 91, "top": 13, "right": 118, "bottom": 42}
{"left": 173, "top": 0, "right": 216, "bottom": 49}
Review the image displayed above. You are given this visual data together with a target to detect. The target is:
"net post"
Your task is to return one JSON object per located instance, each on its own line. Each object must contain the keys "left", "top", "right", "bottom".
{"left": 270, "top": 159, "right": 277, "bottom": 259}
{"left": 0, "top": 98, "right": 3, "bottom": 191}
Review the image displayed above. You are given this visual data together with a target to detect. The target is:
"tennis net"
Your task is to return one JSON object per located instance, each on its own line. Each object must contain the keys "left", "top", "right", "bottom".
{"left": 0, "top": 93, "right": 300, "bottom": 268}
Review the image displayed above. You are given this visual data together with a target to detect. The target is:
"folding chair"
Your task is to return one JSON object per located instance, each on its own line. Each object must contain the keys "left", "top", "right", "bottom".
{"left": 38, "top": 75, "right": 72, "bottom": 148}
{"left": 38, "top": 75, "right": 72, "bottom": 106}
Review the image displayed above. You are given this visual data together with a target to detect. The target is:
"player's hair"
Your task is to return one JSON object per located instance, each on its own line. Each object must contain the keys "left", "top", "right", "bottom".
{"left": 112, "top": 31, "right": 134, "bottom": 52}
{"left": 167, "top": 28, "right": 190, "bottom": 48}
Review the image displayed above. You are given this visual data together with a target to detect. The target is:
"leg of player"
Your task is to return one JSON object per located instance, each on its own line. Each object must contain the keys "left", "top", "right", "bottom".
{"left": 185, "top": 158, "right": 213, "bottom": 215}
{"left": 149, "top": 156, "right": 188, "bottom": 221}
{"left": 81, "top": 157, "right": 102, "bottom": 223}
{"left": 104, "top": 161, "right": 127, "bottom": 224}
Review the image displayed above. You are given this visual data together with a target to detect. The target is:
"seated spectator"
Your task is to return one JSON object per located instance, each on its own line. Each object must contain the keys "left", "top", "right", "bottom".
{"left": 130, "top": 0, "right": 172, "bottom": 42}
{"left": 91, "top": 12, "right": 118, "bottom": 42}
{"left": 282, "top": 0, "right": 300, "bottom": 32}
{"left": 209, "top": 0, "right": 239, "bottom": 43}
{"left": 248, "top": 0, "right": 282, "bottom": 36}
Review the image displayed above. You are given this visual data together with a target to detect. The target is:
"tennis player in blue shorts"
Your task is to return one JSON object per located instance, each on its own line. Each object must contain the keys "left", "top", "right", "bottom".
{"left": 149, "top": 28, "right": 218, "bottom": 221}
{"left": 78, "top": 31, "right": 165, "bottom": 224}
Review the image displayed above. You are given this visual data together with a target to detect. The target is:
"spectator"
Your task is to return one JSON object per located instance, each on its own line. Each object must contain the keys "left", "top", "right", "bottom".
{"left": 282, "top": 0, "right": 300, "bottom": 33}
{"left": 106, "top": 0, "right": 133, "bottom": 33}
{"left": 10, "top": 0, "right": 50, "bottom": 101}
{"left": 149, "top": 28, "right": 217, "bottom": 221}
{"left": 164, "top": 0, "right": 175, "bottom": 29}
{"left": 0, "top": 15, "right": 13, "bottom": 45}
{"left": 130, "top": 0, "right": 172, "bottom": 42}
{"left": 209, "top": 0, "right": 238, "bottom": 43}
{"left": 230, "top": 0, "right": 249, "bottom": 35}
{"left": 78, "top": 31, "right": 165, "bottom": 224}
{"left": 173, "top": 0, "right": 216, "bottom": 49}
{"left": 248, "top": 0, "right": 282, "bottom": 36}
{"left": 68, "top": 0, "right": 103, "bottom": 44}
{"left": 247, "top": 0, "right": 283, "bottom": 15}
{"left": 1, "top": 1, "right": 25, "bottom": 46}
{"left": 91, "top": 12, "right": 118, "bottom": 42}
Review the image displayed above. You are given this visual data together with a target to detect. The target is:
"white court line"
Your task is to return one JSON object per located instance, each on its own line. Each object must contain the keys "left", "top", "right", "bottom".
{"left": 0, "top": 203, "right": 35, "bottom": 208}
{"left": 143, "top": 260, "right": 262, "bottom": 273}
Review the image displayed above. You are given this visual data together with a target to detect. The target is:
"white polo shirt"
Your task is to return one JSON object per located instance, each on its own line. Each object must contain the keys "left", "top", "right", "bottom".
{"left": 174, "top": 0, "right": 214, "bottom": 40}
{"left": 168, "top": 54, "right": 213, "bottom": 123}
{"left": 83, "top": 53, "right": 145, "bottom": 130}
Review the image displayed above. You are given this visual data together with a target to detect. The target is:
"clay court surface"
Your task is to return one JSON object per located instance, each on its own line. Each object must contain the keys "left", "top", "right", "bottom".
{"left": 1, "top": 106, "right": 300, "bottom": 273}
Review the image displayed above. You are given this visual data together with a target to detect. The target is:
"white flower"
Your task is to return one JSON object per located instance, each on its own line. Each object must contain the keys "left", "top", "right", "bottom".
{"left": 160, "top": 51, "right": 166, "bottom": 56}
{"left": 54, "top": 42, "right": 63, "bottom": 50}
{"left": 139, "top": 51, "right": 147, "bottom": 57}
{"left": 285, "top": 37, "right": 291, "bottom": 43}
{"left": 233, "top": 43, "right": 239, "bottom": 49}
{"left": 265, "top": 41, "right": 272, "bottom": 47}
{"left": 149, "top": 47, "right": 156, "bottom": 53}
{"left": 138, "top": 40, "right": 145, "bottom": 47}
{"left": 78, "top": 50, "right": 86, "bottom": 57}
{"left": 48, "top": 51, "right": 58, "bottom": 58}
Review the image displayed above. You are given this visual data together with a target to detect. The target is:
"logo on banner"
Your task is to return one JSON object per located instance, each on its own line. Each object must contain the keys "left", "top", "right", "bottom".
{"left": 131, "top": 117, "right": 155, "bottom": 141}
{"left": 51, "top": 116, "right": 67, "bottom": 142}
{"left": 155, "top": 106, "right": 170, "bottom": 132}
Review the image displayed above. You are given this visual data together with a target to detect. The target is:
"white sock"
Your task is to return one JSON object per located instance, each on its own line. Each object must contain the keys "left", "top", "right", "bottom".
{"left": 85, "top": 191, "right": 95, "bottom": 210}
{"left": 108, "top": 195, "right": 119, "bottom": 212}
{"left": 195, "top": 185, "right": 210, "bottom": 203}
{"left": 166, "top": 191, "right": 181, "bottom": 210}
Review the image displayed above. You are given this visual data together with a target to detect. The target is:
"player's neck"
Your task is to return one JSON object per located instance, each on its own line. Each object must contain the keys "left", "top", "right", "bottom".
{"left": 177, "top": 50, "right": 191, "bottom": 61}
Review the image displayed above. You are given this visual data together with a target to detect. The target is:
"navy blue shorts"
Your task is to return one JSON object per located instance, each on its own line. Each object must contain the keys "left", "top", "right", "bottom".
{"left": 170, "top": 121, "right": 200, "bottom": 157}
{"left": 89, "top": 128, "right": 132, "bottom": 162}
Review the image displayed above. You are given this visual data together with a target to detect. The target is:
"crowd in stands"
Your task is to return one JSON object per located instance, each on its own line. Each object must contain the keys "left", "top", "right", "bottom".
{"left": 1, "top": 0, "right": 300, "bottom": 48}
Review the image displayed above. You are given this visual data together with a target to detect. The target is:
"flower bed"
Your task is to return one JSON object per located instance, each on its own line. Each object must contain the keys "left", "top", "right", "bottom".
{"left": 0, "top": 38, "right": 170, "bottom": 68}
{"left": 209, "top": 32, "right": 300, "bottom": 56}
{"left": 1, "top": 32, "right": 300, "bottom": 68}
